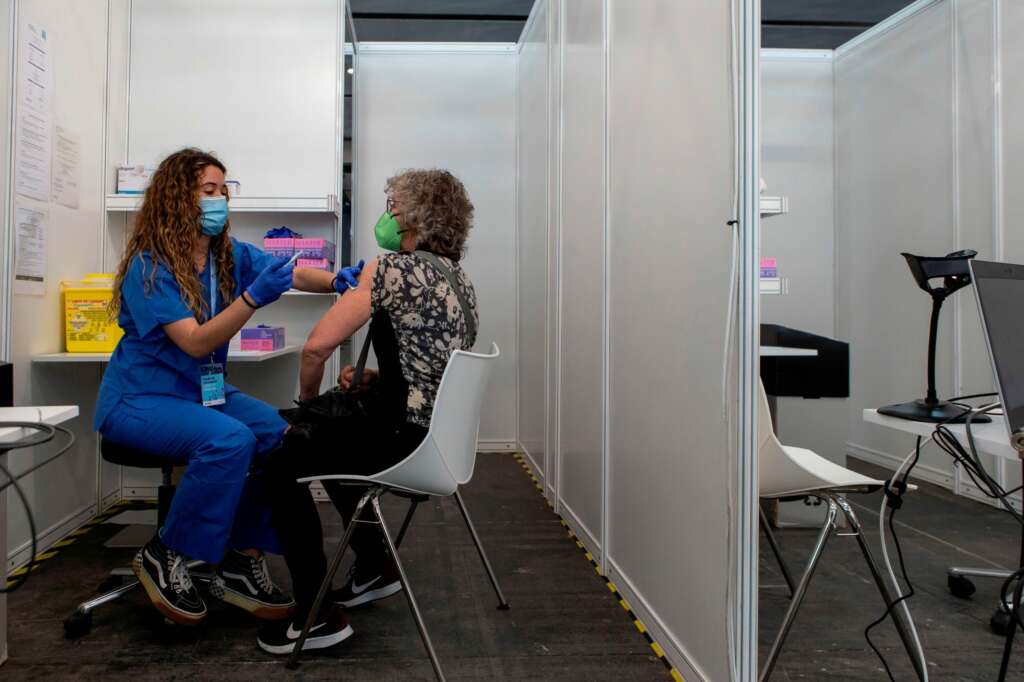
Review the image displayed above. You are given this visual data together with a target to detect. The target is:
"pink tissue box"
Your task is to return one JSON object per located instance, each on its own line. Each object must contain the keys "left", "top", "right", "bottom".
{"left": 263, "top": 237, "right": 295, "bottom": 258}
{"left": 296, "top": 258, "right": 333, "bottom": 271}
{"left": 240, "top": 325, "right": 285, "bottom": 351}
{"left": 294, "top": 238, "right": 335, "bottom": 261}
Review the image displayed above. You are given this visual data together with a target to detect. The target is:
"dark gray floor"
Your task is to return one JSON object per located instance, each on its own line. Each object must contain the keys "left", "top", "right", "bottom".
{"left": 759, "top": 458, "right": 1024, "bottom": 681}
{"left": 4, "top": 453, "right": 668, "bottom": 680}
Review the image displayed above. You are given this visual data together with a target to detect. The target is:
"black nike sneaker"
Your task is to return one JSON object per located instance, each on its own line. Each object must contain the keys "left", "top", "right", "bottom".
{"left": 331, "top": 559, "right": 403, "bottom": 608}
{"left": 257, "top": 605, "right": 354, "bottom": 655}
{"left": 133, "top": 535, "right": 207, "bottom": 626}
{"left": 209, "top": 549, "right": 295, "bottom": 620}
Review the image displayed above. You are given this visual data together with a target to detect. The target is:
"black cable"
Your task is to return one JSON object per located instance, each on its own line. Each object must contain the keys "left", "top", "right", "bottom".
{"left": 997, "top": 568, "right": 1024, "bottom": 681}
{"left": 0, "top": 460, "right": 37, "bottom": 594}
{"left": 0, "top": 422, "right": 76, "bottom": 592}
{"left": 864, "top": 436, "right": 923, "bottom": 682}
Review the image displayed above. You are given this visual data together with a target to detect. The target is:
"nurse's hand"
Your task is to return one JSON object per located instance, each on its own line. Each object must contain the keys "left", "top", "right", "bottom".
{"left": 339, "top": 364, "right": 378, "bottom": 390}
{"left": 333, "top": 260, "right": 365, "bottom": 294}
{"left": 246, "top": 258, "right": 295, "bottom": 307}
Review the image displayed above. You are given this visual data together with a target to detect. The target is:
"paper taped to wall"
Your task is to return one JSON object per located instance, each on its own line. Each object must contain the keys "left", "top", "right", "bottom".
{"left": 52, "top": 126, "right": 80, "bottom": 209}
{"left": 14, "top": 204, "right": 47, "bottom": 296}
{"left": 14, "top": 21, "right": 52, "bottom": 202}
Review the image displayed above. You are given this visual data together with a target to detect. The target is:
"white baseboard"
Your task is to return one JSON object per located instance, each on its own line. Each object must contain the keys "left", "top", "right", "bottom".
{"left": 478, "top": 439, "right": 518, "bottom": 452}
{"left": 122, "top": 485, "right": 158, "bottom": 500}
{"left": 606, "top": 554, "right": 710, "bottom": 682}
{"left": 517, "top": 441, "right": 545, "bottom": 485}
{"left": 558, "top": 499, "right": 601, "bottom": 563}
{"left": 7, "top": 502, "right": 97, "bottom": 571}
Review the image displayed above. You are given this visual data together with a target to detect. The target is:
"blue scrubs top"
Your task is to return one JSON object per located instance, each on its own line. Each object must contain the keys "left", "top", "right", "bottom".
{"left": 94, "top": 238, "right": 275, "bottom": 431}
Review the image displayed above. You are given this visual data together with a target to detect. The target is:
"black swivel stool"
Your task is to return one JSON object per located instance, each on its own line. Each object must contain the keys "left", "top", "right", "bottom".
{"left": 64, "top": 439, "right": 203, "bottom": 638}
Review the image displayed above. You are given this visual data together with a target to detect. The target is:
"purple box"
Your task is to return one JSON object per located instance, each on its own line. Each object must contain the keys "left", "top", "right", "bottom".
{"left": 296, "top": 258, "right": 334, "bottom": 272}
{"left": 240, "top": 325, "right": 285, "bottom": 351}
{"left": 294, "top": 238, "right": 335, "bottom": 261}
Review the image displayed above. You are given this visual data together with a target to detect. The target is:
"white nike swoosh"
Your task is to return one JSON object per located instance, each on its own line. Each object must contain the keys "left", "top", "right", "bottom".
{"left": 350, "top": 576, "right": 381, "bottom": 595}
{"left": 286, "top": 622, "right": 326, "bottom": 640}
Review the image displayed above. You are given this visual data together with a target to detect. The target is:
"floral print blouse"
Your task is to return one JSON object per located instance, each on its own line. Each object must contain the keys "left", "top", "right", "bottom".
{"left": 371, "top": 251, "right": 479, "bottom": 428}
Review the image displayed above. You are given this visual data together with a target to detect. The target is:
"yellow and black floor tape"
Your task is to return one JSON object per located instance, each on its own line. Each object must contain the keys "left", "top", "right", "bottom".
{"left": 5, "top": 499, "right": 147, "bottom": 589}
{"left": 511, "top": 453, "right": 684, "bottom": 682}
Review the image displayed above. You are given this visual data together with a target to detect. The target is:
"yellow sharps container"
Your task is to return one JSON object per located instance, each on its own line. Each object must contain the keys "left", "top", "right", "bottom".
{"left": 62, "top": 274, "right": 124, "bottom": 352}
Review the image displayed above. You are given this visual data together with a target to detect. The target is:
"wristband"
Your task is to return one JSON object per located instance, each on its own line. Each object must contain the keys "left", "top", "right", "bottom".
{"left": 241, "top": 290, "right": 260, "bottom": 309}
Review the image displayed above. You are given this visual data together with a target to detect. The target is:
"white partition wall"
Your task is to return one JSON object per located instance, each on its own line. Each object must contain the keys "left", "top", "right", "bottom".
{"left": 516, "top": 1, "right": 739, "bottom": 678}
{"left": 353, "top": 44, "right": 518, "bottom": 446}
{"left": 4, "top": 0, "right": 110, "bottom": 571}
{"left": 557, "top": 0, "right": 605, "bottom": 556}
{"left": 833, "top": 0, "right": 1023, "bottom": 505}
{"left": 517, "top": 7, "right": 549, "bottom": 473}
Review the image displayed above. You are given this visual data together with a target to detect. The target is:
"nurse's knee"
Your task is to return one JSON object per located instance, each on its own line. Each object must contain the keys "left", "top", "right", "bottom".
{"left": 197, "top": 424, "right": 258, "bottom": 468}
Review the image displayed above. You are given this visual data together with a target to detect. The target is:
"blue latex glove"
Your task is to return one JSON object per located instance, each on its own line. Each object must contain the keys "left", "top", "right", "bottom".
{"left": 333, "top": 260, "right": 365, "bottom": 294}
{"left": 246, "top": 257, "right": 295, "bottom": 307}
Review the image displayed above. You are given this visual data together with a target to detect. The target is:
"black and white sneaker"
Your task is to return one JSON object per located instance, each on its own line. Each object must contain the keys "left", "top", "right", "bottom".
{"left": 132, "top": 536, "right": 207, "bottom": 626}
{"left": 257, "top": 606, "right": 354, "bottom": 655}
{"left": 331, "top": 560, "right": 403, "bottom": 608}
{"left": 209, "top": 550, "right": 295, "bottom": 620}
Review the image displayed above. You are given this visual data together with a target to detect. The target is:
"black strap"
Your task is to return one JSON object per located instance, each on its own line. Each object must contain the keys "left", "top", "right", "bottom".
{"left": 350, "top": 252, "right": 475, "bottom": 390}
{"left": 415, "top": 250, "right": 477, "bottom": 343}
{"left": 350, "top": 327, "right": 374, "bottom": 390}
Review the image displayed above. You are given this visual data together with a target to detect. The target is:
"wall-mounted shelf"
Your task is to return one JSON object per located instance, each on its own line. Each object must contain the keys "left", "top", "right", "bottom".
{"left": 282, "top": 289, "right": 334, "bottom": 297}
{"left": 105, "top": 195, "right": 339, "bottom": 215}
{"left": 32, "top": 343, "right": 302, "bottom": 364}
{"left": 760, "top": 196, "right": 789, "bottom": 217}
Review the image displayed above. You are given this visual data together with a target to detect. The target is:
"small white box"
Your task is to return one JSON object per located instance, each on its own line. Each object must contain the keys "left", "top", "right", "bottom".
{"left": 116, "top": 165, "right": 157, "bottom": 195}
{"left": 225, "top": 180, "right": 241, "bottom": 197}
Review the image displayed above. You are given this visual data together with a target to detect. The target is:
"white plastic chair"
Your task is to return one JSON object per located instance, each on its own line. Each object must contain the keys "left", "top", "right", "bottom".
{"left": 757, "top": 379, "right": 924, "bottom": 681}
{"left": 286, "top": 343, "right": 503, "bottom": 680}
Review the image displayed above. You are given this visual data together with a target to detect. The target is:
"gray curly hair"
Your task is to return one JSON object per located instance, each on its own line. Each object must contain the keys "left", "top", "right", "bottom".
{"left": 386, "top": 169, "right": 474, "bottom": 260}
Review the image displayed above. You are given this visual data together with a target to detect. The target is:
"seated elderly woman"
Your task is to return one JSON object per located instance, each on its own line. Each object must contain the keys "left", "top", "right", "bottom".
{"left": 256, "top": 169, "right": 478, "bottom": 655}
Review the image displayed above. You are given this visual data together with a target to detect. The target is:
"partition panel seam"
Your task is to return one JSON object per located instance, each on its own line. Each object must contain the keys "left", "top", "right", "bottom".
{"left": 0, "top": 0, "right": 17, "bottom": 361}
{"left": 600, "top": 0, "right": 612, "bottom": 578}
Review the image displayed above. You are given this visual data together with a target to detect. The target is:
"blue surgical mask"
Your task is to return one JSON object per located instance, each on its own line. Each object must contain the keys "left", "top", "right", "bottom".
{"left": 200, "top": 196, "right": 229, "bottom": 236}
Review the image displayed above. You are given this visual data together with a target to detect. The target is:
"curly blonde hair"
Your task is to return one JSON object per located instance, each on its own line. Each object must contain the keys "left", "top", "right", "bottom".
{"left": 386, "top": 169, "right": 474, "bottom": 260}
{"left": 110, "top": 148, "right": 235, "bottom": 321}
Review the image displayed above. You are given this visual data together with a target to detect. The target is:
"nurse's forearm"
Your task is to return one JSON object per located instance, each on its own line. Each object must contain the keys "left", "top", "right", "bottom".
{"left": 292, "top": 267, "right": 335, "bottom": 293}
{"left": 163, "top": 297, "right": 255, "bottom": 359}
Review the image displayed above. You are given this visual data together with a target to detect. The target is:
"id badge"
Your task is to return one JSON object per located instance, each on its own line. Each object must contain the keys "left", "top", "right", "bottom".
{"left": 200, "top": 363, "right": 226, "bottom": 407}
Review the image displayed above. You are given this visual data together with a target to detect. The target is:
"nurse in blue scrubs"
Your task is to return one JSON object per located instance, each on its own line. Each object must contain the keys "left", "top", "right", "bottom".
{"left": 94, "top": 148, "right": 361, "bottom": 626}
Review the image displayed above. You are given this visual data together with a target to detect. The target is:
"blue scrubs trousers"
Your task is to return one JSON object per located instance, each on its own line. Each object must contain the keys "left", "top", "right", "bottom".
{"left": 101, "top": 386, "right": 286, "bottom": 564}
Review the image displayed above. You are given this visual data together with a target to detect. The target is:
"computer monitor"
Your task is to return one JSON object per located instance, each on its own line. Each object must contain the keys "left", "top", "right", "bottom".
{"left": 970, "top": 259, "right": 1024, "bottom": 443}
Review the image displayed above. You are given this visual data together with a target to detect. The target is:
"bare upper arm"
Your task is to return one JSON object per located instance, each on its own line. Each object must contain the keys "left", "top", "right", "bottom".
{"left": 304, "top": 258, "right": 379, "bottom": 356}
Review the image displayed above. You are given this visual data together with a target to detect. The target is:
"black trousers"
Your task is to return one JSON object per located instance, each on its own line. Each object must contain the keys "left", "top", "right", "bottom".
{"left": 263, "top": 415, "right": 428, "bottom": 618}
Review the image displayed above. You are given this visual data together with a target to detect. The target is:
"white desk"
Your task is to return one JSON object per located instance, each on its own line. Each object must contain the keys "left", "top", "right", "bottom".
{"left": 761, "top": 346, "right": 818, "bottom": 357}
{"left": 863, "top": 409, "right": 1019, "bottom": 461}
{"left": 0, "top": 405, "right": 79, "bottom": 667}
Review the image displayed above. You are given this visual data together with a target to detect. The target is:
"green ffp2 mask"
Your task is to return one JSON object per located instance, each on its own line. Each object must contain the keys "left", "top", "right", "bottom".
{"left": 374, "top": 211, "right": 403, "bottom": 251}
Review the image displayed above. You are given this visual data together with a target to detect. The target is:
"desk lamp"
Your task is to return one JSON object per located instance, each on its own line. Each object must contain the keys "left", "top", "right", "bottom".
{"left": 878, "top": 249, "right": 990, "bottom": 424}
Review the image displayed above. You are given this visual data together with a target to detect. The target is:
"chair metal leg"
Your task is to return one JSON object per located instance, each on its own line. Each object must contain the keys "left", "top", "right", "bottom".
{"left": 760, "top": 497, "right": 839, "bottom": 682}
{"left": 287, "top": 487, "right": 378, "bottom": 670}
{"left": 373, "top": 495, "right": 447, "bottom": 682}
{"left": 453, "top": 489, "right": 510, "bottom": 610}
{"left": 759, "top": 504, "right": 796, "bottom": 597}
{"left": 832, "top": 495, "right": 926, "bottom": 682}
{"left": 395, "top": 498, "right": 422, "bottom": 548}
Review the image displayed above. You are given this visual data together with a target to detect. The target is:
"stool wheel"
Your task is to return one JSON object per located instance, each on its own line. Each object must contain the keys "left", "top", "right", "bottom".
{"left": 991, "top": 606, "right": 1013, "bottom": 636}
{"left": 947, "top": 575, "right": 976, "bottom": 599}
{"left": 64, "top": 610, "right": 93, "bottom": 639}
{"left": 97, "top": 575, "right": 124, "bottom": 593}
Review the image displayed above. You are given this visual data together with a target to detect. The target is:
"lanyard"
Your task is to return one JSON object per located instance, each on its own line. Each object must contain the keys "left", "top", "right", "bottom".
{"left": 208, "top": 249, "right": 217, "bottom": 317}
